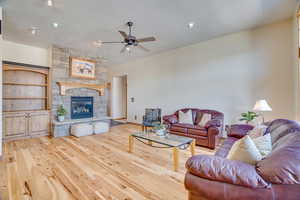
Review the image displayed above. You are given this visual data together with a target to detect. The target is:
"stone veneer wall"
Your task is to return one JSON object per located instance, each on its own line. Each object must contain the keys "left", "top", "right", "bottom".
{"left": 51, "top": 45, "right": 109, "bottom": 121}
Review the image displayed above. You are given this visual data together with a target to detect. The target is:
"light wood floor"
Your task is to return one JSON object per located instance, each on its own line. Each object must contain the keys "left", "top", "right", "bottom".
{"left": 0, "top": 124, "right": 216, "bottom": 200}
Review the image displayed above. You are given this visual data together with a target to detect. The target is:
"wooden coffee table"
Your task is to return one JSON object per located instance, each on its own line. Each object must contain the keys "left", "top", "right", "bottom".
{"left": 128, "top": 131, "right": 196, "bottom": 171}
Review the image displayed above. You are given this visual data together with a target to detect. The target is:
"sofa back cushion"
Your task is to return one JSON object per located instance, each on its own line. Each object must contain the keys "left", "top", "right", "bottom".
{"left": 257, "top": 119, "right": 300, "bottom": 184}
{"left": 178, "top": 110, "right": 193, "bottom": 124}
{"left": 174, "top": 108, "right": 223, "bottom": 124}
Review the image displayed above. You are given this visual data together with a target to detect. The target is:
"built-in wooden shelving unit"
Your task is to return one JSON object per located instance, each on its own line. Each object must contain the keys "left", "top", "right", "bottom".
{"left": 3, "top": 62, "right": 51, "bottom": 141}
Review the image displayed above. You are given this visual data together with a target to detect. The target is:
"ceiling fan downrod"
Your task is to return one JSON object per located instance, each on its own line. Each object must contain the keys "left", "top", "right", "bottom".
{"left": 127, "top": 21, "right": 133, "bottom": 36}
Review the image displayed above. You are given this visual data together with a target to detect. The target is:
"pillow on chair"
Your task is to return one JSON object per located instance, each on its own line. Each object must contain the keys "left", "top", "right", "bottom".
{"left": 179, "top": 110, "right": 193, "bottom": 124}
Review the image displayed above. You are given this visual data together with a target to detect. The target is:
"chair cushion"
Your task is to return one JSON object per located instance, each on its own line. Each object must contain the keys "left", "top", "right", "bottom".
{"left": 143, "top": 121, "right": 160, "bottom": 127}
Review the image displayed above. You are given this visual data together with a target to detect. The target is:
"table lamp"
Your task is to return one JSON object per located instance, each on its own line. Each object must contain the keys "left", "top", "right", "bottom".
{"left": 253, "top": 99, "right": 272, "bottom": 123}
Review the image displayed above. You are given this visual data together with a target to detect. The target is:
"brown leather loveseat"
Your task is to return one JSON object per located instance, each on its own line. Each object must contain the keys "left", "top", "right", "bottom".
{"left": 185, "top": 119, "right": 300, "bottom": 200}
{"left": 163, "top": 108, "right": 224, "bottom": 149}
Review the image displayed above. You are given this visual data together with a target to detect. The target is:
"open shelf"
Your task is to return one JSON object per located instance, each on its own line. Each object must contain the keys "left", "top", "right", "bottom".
{"left": 3, "top": 82, "right": 47, "bottom": 87}
{"left": 3, "top": 64, "right": 51, "bottom": 112}
{"left": 4, "top": 97, "right": 47, "bottom": 100}
{"left": 4, "top": 109, "right": 50, "bottom": 113}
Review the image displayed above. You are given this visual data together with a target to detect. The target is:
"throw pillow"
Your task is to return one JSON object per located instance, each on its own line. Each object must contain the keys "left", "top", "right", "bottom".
{"left": 252, "top": 134, "right": 272, "bottom": 158}
{"left": 178, "top": 110, "right": 193, "bottom": 124}
{"left": 248, "top": 125, "right": 268, "bottom": 139}
{"left": 227, "top": 135, "right": 262, "bottom": 165}
{"left": 195, "top": 112, "right": 203, "bottom": 125}
{"left": 198, "top": 113, "right": 212, "bottom": 127}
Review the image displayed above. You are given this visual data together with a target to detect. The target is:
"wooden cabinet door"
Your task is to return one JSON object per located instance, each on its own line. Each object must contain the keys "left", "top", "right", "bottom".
{"left": 28, "top": 111, "right": 50, "bottom": 136}
{"left": 4, "top": 112, "right": 27, "bottom": 139}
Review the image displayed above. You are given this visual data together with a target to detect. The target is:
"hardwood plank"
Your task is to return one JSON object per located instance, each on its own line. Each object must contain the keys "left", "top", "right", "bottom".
{"left": 0, "top": 124, "right": 218, "bottom": 200}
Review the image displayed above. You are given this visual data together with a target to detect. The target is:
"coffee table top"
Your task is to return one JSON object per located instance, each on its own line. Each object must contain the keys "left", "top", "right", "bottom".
{"left": 132, "top": 131, "right": 193, "bottom": 147}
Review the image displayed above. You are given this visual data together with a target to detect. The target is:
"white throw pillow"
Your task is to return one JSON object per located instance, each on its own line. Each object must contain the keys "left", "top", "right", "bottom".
{"left": 178, "top": 110, "right": 193, "bottom": 124}
{"left": 227, "top": 135, "right": 262, "bottom": 165}
{"left": 252, "top": 134, "right": 272, "bottom": 158}
{"left": 248, "top": 125, "right": 268, "bottom": 139}
{"left": 198, "top": 113, "right": 212, "bottom": 127}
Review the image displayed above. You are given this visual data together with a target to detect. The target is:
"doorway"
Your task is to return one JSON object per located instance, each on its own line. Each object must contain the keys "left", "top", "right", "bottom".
{"left": 111, "top": 75, "right": 127, "bottom": 121}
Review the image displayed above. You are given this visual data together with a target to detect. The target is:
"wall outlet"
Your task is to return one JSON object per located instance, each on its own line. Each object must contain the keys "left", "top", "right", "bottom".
{"left": 134, "top": 115, "right": 137, "bottom": 120}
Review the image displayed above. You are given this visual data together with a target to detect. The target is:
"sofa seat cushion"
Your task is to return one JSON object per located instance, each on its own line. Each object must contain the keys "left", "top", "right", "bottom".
{"left": 215, "top": 137, "right": 239, "bottom": 158}
{"left": 188, "top": 126, "right": 207, "bottom": 137}
{"left": 170, "top": 123, "right": 190, "bottom": 133}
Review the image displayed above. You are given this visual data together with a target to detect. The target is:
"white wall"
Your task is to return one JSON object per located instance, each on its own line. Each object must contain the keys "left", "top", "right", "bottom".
{"left": 111, "top": 76, "right": 127, "bottom": 119}
{"left": 109, "top": 19, "right": 295, "bottom": 126}
{"left": 2, "top": 40, "right": 49, "bottom": 67}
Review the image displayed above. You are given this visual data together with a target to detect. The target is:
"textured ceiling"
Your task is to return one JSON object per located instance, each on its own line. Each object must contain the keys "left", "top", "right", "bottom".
{"left": 0, "top": 0, "right": 297, "bottom": 65}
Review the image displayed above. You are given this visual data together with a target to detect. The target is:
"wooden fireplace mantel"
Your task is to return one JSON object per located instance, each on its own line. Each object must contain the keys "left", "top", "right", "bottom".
{"left": 57, "top": 82, "right": 107, "bottom": 96}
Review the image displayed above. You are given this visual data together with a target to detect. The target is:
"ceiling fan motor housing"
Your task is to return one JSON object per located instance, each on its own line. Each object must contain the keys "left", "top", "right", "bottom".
{"left": 125, "top": 36, "right": 137, "bottom": 45}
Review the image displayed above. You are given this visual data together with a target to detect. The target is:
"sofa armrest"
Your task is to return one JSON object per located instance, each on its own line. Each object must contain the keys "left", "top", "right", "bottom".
{"left": 226, "top": 124, "right": 254, "bottom": 139}
{"left": 204, "top": 119, "right": 221, "bottom": 129}
{"left": 185, "top": 155, "right": 270, "bottom": 189}
{"left": 163, "top": 114, "right": 178, "bottom": 124}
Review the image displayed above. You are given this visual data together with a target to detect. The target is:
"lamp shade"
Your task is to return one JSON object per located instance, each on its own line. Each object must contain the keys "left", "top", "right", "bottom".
{"left": 253, "top": 100, "right": 272, "bottom": 111}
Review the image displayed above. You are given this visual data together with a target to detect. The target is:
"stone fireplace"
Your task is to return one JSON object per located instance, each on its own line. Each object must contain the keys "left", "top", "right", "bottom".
{"left": 51, "top": 45, "right": 110, "bottom": 137}
{"left": 71, "top": 96, "right": 94, "bottom": 119}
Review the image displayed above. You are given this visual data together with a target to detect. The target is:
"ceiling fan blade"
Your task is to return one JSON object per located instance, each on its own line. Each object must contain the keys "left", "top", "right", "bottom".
{"left": 120, "top": 45, "right": 127, "bottom": 53}
{"left": 137, "top": 37, "right": 156, "bottom": 43}
{"left": 102, "top": 41, "right": 124, "bottom": 44}
{"left": 118, "top": 31, "right": 128, "bottom": 39}
{"left": 137, "top": 45, "right": 150, "bottom": 52}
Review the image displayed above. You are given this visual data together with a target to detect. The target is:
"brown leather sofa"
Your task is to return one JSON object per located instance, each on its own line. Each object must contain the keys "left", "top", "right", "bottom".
{"left": 163, "top": 108, "right": 224, "bottom": 149}
{"left": 185, "top": 119, "right": 300, "bottom": 200}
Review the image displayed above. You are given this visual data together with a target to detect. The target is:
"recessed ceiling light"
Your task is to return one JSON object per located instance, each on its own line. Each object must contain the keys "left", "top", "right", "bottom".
{"left": 93, "top": 40, "right": 102, "bottom": 47}
{"left": 188, "top": 22, "right": 195, "bottom": 29}
{"left": 52, "top": 22, "right": 59, "bottom": 28}
{"left": 126, "top": 46, "right": 131, "bottom": 51}
{"left": 47, "top": 0, "right": 53, "bottom": 6}
{"left": 30, "top": 27, "right": 38, "bottom": 35}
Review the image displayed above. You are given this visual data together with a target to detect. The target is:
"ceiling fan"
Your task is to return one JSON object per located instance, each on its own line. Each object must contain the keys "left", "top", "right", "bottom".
{"left": 101, "top": 21, "right": 156, "bottom": 53}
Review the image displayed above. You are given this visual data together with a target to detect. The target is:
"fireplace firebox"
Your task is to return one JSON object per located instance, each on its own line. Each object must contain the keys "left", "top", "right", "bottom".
{"left": 71, "top": 96, "right": 93, "bottom": 119}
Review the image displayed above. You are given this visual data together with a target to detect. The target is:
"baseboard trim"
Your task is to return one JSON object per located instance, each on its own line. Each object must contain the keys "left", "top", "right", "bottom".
{"left": 113, "top": 117, "right": 127, "bottom": 120}
{"left": 127, "top": 122, "right": 142, "bottom": 126}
